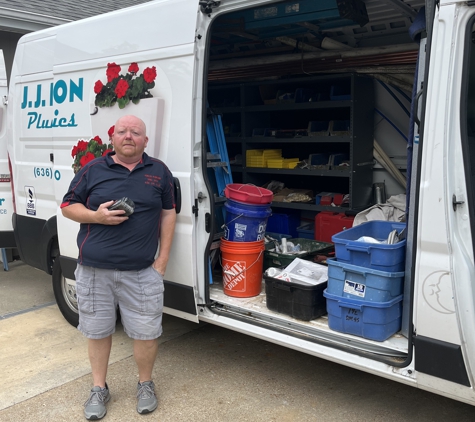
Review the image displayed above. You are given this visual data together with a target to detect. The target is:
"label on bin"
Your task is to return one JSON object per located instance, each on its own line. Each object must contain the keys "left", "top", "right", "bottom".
{"left": 344, "top": 280, "right": 366, "bottom": 298}
{"left": 234, "top": 223, "right": 247, "bottom": 239}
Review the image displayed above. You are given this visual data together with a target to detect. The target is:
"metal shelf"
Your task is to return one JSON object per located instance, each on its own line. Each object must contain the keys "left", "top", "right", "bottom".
{"left": 243, "top": 136, "right": 351, "bottom": 143}
{"left": 214, "top": 74, "right": 374, "bottom": 211}
{"left": 244, "top": 100, "right": 351, "bottom": 112}
{"left": 244, "top": 167, "right": 350, "bottom": 178}
{"left": 271, "top": 201, "right": 348, "bottom": 213}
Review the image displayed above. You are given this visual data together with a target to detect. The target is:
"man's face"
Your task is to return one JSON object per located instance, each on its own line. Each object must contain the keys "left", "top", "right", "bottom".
{"left": 112, "top": 116, "right": 148, "bottom": 161}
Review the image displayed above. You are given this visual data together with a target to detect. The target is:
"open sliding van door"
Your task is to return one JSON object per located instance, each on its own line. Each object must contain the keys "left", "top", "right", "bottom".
{"left": 0, "top": 50, "right": 14, "bottom": 249}
{"left": 413, "top": 0, "right": 475, "bottom": 399}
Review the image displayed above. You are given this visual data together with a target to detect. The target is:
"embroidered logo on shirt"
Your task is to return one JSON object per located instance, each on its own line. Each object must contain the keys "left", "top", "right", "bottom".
{"left": 144, "top": 174, "right": 161, "bottom": 187}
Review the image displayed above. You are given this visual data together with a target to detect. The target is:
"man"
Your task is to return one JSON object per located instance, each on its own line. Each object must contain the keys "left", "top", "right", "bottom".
{"left": 61, "top": 115, "right": 176, "bottom": 420}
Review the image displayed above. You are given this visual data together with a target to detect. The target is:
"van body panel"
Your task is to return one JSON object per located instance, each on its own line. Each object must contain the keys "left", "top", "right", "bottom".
{"left": 7, "top": 0, "right": 201, "bottom": 321}
{"left": 413, "top": 4, "right": 462, "bottom": 346}
{"left": 445, "top": 5, "right": 475, "bottom": 389}
{"left": 53, "top": 0, "right": 198, "bottom": 66}
{"left": 19, "top": 36, "right": 55, "bottom": 76}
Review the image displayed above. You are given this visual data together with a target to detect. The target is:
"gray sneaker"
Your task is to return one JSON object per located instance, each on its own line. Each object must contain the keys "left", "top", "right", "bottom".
{"left": 136, "top": 381, "right": 158, "bottom": 414}
{"left": 84, "top": 384, "right": 110, "bottom": 420}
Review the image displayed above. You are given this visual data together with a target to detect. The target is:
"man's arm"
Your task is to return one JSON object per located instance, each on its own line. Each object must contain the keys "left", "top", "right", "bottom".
{"left": 61, "top": 201, "right": 128, "bottom": 225}
{"left": 153, "top": 208, "right": 177, "bottom": 275}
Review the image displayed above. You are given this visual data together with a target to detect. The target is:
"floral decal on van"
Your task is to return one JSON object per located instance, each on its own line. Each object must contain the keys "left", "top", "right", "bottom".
{"left": 71, "top": 133, "right": 113, "bottom": 173}
{"left": 94, "top": 62, "right": 157, "bottom": 109}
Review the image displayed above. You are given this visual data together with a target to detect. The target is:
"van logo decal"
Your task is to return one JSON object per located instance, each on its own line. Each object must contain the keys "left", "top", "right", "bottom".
{"left": 0, "top": 197, "right": 6, "bottom": 215}
{"left": 21, "top": 78, "right": 83, "bottom": 130}
{"left": 422, "top": 270, "right": 455, "bottom": 314}
{"left": 21, "top": 79, "right": 83, "bottom": 109}
{"left": 25, "top": 186, "right": 36, "bottom": 216}
{"left": 27, "top": 111, "right": 77, "bottom": 129}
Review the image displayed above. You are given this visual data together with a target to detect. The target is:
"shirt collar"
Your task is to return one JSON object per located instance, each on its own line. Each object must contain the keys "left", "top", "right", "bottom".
{"left": 105, "top": 151, "right": 152, "bottom": 168}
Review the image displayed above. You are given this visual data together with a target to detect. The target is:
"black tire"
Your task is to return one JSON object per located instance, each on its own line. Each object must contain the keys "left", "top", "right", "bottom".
{"left": 52, "top": 258, "right": 79, "bottom": 327}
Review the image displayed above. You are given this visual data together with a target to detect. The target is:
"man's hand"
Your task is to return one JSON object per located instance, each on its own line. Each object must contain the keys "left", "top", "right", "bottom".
{"left": 61, "top": 201, "right": 128, "bottom": 225}
{"left": 95, "top": 200, "right": 129, "bottom": 225}
{"left": 152, "top": 260, "right": 166, "bottom": 276}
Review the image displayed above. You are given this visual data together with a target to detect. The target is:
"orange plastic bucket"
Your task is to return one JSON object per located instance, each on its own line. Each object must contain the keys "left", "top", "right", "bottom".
{"left": 220, "top": 238, "right": 265, "bottom": 297}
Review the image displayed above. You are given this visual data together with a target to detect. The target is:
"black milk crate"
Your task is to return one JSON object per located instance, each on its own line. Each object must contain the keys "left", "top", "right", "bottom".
{"left": 264, "top": 275, "right": 327, "bottom": 321}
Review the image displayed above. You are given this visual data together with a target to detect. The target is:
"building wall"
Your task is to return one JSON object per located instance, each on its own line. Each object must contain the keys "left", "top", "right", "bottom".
{"left": 0, "top": 31, "right": 23, "bottom": 83}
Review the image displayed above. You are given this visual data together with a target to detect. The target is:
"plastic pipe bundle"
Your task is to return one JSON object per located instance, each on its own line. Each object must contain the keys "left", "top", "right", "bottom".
{"left": 374, "top": 140, "right": 407, "bottom": 189}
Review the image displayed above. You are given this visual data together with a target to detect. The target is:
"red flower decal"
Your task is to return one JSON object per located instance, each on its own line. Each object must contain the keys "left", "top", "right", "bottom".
{"left": 102, "top": 149, "right": 113, "bottom": 156}
{"left": 76, "top": 140, "right": 89, "bottom": 152}
{"left": 94, "top": 80, "right": 104, "bottom": 94}
{"left": 128, "top": 63, "right": 139, "bottom": 74}
{"left": 143, "top": 66, "right": 157, "bottom": 84}
{"left": 80, "top": 152, "right": 96, "bottom": 167}
{"left": 108, "top": 125, "right": 115, "bottom": 139}
{"left": 93, "top": 136, "right": 103, "bottom": 145}
{"left": 106, "top": 62, "right": 121, "bottom": 83}
{"left": 71, "top": 145, "right": 79, "bottom": 158}
{"left": 115, "top": 79, "right": 129, "bottom": 99}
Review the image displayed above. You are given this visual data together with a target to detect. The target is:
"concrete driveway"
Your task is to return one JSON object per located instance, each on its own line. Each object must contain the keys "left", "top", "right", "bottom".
{"left": 1, "top": 260, "right": 475, "bottom": 421}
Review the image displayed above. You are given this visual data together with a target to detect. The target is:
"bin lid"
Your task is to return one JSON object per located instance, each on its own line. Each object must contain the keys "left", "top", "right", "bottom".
{"left": 224, "top": 183, "right": 273, "bottom": 204}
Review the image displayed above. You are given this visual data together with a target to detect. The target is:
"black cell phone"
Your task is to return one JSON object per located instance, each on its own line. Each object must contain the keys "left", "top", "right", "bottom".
{"left": 108, "top": 197, "right": 135, "bottom": 216}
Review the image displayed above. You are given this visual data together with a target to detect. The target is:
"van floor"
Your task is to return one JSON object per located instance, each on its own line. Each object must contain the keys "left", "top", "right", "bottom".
{"left": 209, "top": 279, "right": 408, "bottom": 358}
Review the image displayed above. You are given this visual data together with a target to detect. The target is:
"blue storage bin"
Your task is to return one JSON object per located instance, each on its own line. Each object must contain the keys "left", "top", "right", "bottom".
{"left": 266, "top": 213, "right": 300, "bottom": 238}
{"left": 308, "top": 121, "right": 330, "bottom": 136}
{"left": 329, "top": 153, "right": 349, "bottom": 169}
{"left": 309, "top": 153, "right": 330, "bottom": 166}
{"left": 330, "top": 120, "right": 350, "bottom": 135}
{"left": 297, "top": 223, "right": 314, "bottom": 239}
{"left": 327, "top": 259, "right": 404, "bottom": 302}
{"left": 295, "top": 88, "right": 317, "bottom": 103}
{"left": 330, "top": 85, "right": 351, "bottom": 100}
{"left": 324, "top": 290, "right": 403, "bottom": 341}
{"left": 332, "top": 221, "right": 406, "bottom": 272}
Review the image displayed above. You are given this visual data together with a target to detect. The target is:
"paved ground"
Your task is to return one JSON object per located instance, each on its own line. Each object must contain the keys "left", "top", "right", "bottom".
{"left": 1, "top": 260, "right": 475, "bottom": 421}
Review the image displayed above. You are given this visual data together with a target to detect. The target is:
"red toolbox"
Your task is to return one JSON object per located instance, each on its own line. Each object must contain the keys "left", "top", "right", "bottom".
{"left": 315, "top": 212, "right": 355, "bottom": 243}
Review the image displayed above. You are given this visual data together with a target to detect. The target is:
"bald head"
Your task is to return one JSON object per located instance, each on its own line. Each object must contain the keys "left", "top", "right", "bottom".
{"left": 115, "top": 115, "right": 147, "bottom": 136}
{"left": 111, "top": 115, "right": 149, "bottom": 164}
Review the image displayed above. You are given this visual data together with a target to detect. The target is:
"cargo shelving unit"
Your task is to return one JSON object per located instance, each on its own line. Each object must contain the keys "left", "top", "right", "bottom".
{"left": 208, "top": 73, "right": 375, "bottom": 213}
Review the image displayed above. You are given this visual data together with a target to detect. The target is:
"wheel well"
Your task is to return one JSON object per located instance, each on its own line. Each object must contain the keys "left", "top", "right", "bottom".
{"left": 48, "top": 236, "right": 59, "bottom": 274}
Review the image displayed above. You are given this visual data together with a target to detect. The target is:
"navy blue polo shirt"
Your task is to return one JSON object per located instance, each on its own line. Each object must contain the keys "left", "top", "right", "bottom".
{"left": 61, "top": 152, "right": 175, "bottom": 270}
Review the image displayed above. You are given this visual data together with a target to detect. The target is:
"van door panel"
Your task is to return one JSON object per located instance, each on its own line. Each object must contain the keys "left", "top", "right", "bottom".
{"left": 49, "top": 0, "right": 200, "bottom": 321}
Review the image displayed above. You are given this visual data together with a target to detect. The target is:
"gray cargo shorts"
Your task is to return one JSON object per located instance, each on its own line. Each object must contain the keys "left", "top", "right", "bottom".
{"left": 74, "top": 264, "right": 164, "bottom": 340}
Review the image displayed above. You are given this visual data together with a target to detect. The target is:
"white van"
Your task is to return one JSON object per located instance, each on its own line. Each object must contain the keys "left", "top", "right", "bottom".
{"left": 5, "top": 0, "right": 475, "bottom": 406}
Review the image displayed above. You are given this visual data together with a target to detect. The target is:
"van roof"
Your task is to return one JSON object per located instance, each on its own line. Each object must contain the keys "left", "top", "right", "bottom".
{"left": 0, "top": 0, "right": 152, "bottom": 23}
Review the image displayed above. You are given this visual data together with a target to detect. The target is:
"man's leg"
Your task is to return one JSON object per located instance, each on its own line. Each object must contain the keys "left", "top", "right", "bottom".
{"left": 134, "top": 339, "right": 159, "bottom": 382}
{"left": 120, "top": 267, "right": 164, "bottom": 414}
{"left": 89, "top": 336, "right": 113, "bottom": 387}
{"left": 134, "top": 338, "right": 159, "bottom": 414}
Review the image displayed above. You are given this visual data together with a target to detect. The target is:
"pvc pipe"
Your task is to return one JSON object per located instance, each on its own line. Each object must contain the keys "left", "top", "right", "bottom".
{"left": 321, "top": 37, "right": 353, "bottom": 50}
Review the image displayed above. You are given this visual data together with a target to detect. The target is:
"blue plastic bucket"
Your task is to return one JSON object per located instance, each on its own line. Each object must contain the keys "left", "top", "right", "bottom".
{"left": 223, "top": 199, "right": 272, "bottom": 242}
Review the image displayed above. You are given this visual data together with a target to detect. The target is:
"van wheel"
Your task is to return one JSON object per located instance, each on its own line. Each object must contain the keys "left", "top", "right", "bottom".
{"left": 52, "top": 258, "right": 79, "bottom": 327}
